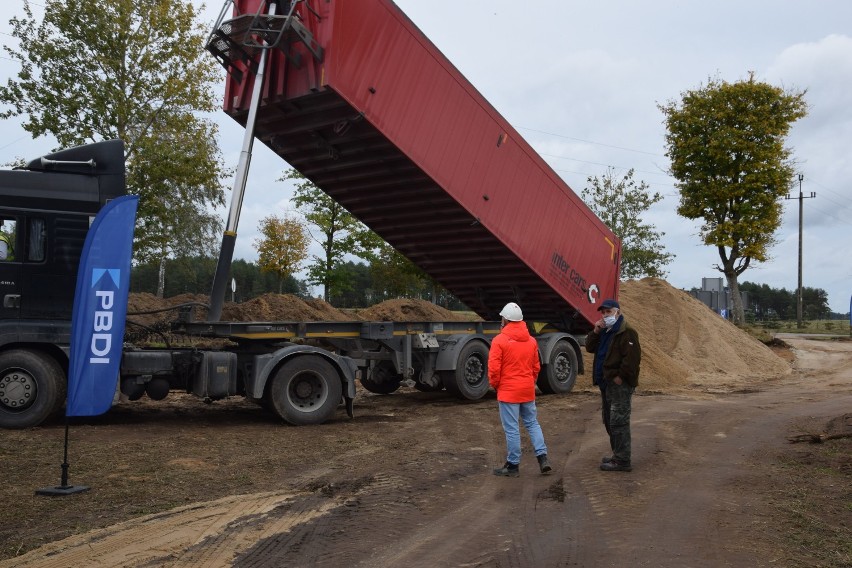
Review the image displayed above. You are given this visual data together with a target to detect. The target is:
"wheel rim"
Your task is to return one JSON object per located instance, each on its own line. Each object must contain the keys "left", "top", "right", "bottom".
{"left": 464, "top": 356, "right": 485, "bottom": 386}
{"left": 287, "top": 370, "right": 329, "bottom": 413}
{"left": 0, "top": 369, "right": 38, "bottom": 413}
{"left": 553, "top": 353, "right": 573, "bottom": 384}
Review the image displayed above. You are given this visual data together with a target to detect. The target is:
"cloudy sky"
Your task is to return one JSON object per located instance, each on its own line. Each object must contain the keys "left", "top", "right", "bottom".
{"left": 2, "top": 1, "right": 850, "bottom": 313}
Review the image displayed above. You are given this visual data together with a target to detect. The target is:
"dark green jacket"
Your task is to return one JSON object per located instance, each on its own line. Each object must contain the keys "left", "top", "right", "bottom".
{"left": 585, "top": 317, "right": 641, "bottom": 387}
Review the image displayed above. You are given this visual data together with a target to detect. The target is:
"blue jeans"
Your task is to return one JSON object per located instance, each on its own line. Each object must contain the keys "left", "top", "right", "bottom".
{"left": 498, "top": 401, "right": 548, "bottom": 465}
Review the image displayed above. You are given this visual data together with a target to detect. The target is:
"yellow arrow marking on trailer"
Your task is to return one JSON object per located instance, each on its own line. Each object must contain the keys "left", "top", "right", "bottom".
{"left": 604, "top": 237, "right": 616, "bottom": 262}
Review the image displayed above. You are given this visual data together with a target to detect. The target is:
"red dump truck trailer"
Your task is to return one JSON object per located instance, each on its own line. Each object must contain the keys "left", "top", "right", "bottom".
{"left": 0, "top": 0, "right": 621, "bottom": 430}
{"left": 209, "top": 0, "right": 621, "bottom": 331}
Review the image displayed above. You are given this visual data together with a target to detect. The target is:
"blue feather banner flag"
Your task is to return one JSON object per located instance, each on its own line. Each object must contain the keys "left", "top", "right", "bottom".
{"left": 66, "top": 195, "right": 138, "bottom": 417}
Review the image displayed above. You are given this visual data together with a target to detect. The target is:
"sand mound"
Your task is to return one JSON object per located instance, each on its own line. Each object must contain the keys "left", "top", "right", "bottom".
{"left": 125, "top": 293, "right": 209, "bottom": 340}
{"left": 125, "top": 293, "right": 351, "bottom": 327}
{"left": 353, "top": 298, "right": 472, "bottom": 322}
{"left": 614, "top": 277, "right": 790, "bottom": 392}
{"left": 220, "top": 294, "right": 351, "bottom": 322}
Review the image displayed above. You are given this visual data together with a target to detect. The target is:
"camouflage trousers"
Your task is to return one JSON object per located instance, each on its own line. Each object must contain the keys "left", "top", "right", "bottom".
{"left": 600, "top": 381, "right": 635, "bottom": 464}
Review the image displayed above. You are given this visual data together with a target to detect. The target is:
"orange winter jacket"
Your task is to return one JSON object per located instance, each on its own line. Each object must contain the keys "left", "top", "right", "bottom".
{"left": 488, "top": 321, "right": 541, "bottom": 403}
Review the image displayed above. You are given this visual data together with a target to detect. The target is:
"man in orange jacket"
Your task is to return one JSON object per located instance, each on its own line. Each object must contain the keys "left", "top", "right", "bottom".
{"left": 489, "top": 302, "right": 552, "bottom": 477}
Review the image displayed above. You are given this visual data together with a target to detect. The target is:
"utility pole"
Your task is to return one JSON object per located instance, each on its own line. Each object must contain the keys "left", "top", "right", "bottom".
{"left": 786, "top": 174, "right": 816, "bottom": 328}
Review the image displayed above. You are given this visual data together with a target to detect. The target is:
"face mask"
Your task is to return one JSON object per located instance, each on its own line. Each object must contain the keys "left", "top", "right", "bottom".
{"left": 603, "top": 314, "right": 618, "bottom": 328}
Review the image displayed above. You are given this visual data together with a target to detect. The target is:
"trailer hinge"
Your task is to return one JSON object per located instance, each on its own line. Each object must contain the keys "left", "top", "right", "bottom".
{"left": 205, "top": 0, "right": 324, "bottom": 82}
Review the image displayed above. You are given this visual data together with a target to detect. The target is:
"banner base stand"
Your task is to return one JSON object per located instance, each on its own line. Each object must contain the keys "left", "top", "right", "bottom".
{"left": 35, "top": 485, "right": 90, "bottom": 496}
{"left": 37, "top": 423, "right": 91, "bottom": 497}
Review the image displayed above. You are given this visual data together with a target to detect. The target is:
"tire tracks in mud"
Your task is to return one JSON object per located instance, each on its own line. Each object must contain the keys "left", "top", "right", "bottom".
{"left": 235, "top": 419, "right": 511, "bottom": 567}
{"left": 236, "top": 400, "right": 576, "bottom": 567}
{"left": 0, "top": 491, "right": 333, "bottom": 568}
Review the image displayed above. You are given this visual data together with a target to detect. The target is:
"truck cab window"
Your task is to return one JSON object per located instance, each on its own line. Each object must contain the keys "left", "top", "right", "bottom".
{"left": 27, "top": 218, "right": 46, "bottom": 262}
{"left": 0, "top": 218, "right": 16, "bottom": 262}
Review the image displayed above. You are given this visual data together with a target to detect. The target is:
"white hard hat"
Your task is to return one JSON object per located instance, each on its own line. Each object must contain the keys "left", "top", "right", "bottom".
{"left": 499, "top": 302, "right": 523, "bottom": 322}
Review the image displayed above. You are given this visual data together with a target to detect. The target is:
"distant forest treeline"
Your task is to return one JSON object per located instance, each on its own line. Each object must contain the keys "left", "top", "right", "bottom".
{"left": 130, "top": 256, "right": 469, "bottom": 310}
{"left": 734, "top": 281, "right": 843, "bottom": 320}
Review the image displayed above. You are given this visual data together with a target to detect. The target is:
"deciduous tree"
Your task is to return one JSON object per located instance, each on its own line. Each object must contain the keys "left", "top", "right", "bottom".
{"left": 0, "top": 0, "right": 226, "bottom": 273}
{"left": 282, "top": 169, "right": 381, "bottom": 301}
{"left": 254, "top": 214, "right": 309, "bottom": 293}
{"left": 370, "top": 241, "right": 433, "bottom": 300}
{"left": 659, "top": 74, "right": 807, "bottom": 325}
{"left": 582, "top": 168, "right": 674, "bottom": 280}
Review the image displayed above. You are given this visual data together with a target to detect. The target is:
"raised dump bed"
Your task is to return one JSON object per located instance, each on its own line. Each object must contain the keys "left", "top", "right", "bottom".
{"left": 209, "top": 0, "right": 621, "bottom": 333}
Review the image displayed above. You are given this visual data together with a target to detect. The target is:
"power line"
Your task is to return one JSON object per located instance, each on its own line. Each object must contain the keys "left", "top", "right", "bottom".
{"left": 538, "top": 151, "right": 672, "bottom": 180}
{"left": 0, "top": 136, "right": 30, "bottom": 153}
{"left": 809, "top": 178, "right": 850, "bottom": 203}
{"left": 794, "top": 201, "right": 852, "bottom": 227}
{"left": 518, "top": 125, "right": 665, "bottom": 157}
{"left": 544, "top": 164, "right": 679, "bottom": 197}
{"left": 523, "top": 125, "right": 852, "bottom": 210}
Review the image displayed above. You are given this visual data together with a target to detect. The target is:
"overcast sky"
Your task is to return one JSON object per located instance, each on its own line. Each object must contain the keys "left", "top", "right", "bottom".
{"left": 2, "top": 1, "right": 850, "bottom": 313}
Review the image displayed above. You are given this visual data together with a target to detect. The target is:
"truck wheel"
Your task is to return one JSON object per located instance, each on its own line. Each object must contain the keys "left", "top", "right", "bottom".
{"left": 537, "top": 340, "right": 577, "bottom": 394}
{"left": 360, "top": 360, "right": 401, "bottom": 394}
{"left": 441, "top": 341, "right": 489, "bottom": 400}
{"left": 268, "top": 355, "right": 343, "bottom": 425}
{"left": 0, "top": 350, "right": 66, "bottom": 429}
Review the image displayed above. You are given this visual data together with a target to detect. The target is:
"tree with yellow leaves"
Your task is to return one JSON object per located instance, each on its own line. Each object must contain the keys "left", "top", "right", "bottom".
{"left": 254, "top": 215, "right": 309, "bottom": 293}
{"left": 659, "top": 74, "right": 807, "bottom": 325}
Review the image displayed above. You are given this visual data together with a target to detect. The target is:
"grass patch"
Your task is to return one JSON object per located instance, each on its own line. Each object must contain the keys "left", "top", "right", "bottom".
{"left": 770, "top": 437, "right": 852, "bottom": 567}
{"left": 749, "top": 319, "right": 851, "bottom": 336}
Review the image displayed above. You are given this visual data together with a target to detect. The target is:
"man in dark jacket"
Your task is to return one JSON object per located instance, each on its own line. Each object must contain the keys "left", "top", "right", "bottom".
{"left": 585, "top": 298, "right": 641, "bottom": 472}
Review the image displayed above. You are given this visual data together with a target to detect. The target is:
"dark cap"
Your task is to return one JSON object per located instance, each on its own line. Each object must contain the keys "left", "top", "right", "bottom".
{"left": 598, "top": 299, "right": 620, "bottom": 311}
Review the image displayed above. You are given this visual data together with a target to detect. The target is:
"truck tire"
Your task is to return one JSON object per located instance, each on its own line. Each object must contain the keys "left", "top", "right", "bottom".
{"left": 441, "top": 341, "right": 489, "bottom": 400}
{"left": 537, "top": 340, "right": 577, "bottom": 394}
{"left": 0, "top": 349, "right": 66, "bottom": 429}
{"left": 360, "top": 360, "right": 402, "bottom": 394}
{"left": 268, "top": 355, "right": 343, "bottom": 425}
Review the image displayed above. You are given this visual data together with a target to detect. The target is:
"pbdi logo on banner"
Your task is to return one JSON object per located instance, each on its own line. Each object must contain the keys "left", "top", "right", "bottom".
{"left": 88, "top": 268, "right": 121, "bottom": 365}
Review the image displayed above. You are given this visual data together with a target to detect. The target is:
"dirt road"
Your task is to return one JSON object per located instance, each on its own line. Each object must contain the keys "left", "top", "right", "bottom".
{"left": 2, "top": 335, "right": 850, "bottom": 567}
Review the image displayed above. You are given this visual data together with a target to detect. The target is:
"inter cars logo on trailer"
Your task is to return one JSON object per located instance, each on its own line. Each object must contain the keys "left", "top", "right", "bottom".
{"left": 550, "top": 251, "right": 589, "bottom": 295}
{"left": 587, "top": 284, "right": 599, "bottom": 305}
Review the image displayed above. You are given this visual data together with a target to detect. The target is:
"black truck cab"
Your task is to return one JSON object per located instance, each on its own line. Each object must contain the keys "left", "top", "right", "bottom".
{"left": 0, "top": 140, "right": 125, "bottom": 325}
{"left": 0, "top": 140, "right": 125, "bottom": 427}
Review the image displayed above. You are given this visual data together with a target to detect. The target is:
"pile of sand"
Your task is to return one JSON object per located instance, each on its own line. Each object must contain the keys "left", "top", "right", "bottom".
{"left": 220, "top": 294, "right": 352, "bottom": 322}
{"left": 125, "top": 294, "right": 465, "bottom": 327}
{"left": 352, "top": 298, "right": 472, "bottom": 322}
{"left": 126, "top": 278, "right": 791, "bottom": 393}
{"left": 612, "top": 277, "right": 790, "bottom": 393}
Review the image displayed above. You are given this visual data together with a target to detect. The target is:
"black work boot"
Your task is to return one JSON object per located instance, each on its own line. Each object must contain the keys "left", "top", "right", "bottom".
{"left": 537, "top": 454, "right": 552, "bottom": 475}
{"left": 600, "top": 459, "right": 632, "bottom": 472}
{"left": 493, "top": 462, "right": 520, "bottom": 477}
